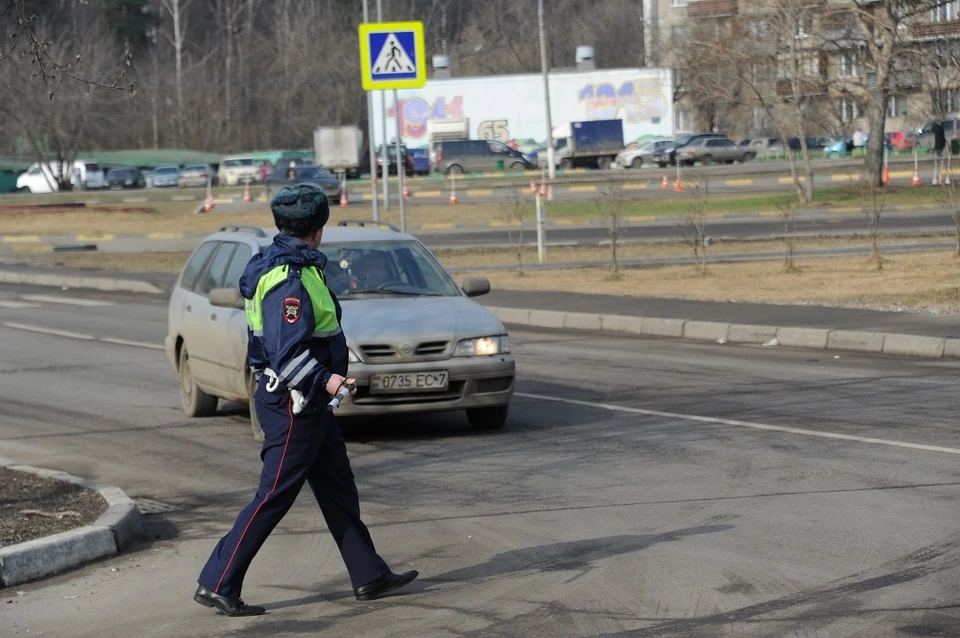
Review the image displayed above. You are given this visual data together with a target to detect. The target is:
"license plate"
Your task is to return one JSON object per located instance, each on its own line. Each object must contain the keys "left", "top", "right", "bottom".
{"left": 370, "top": 371, "right": 449, "bottom": 394}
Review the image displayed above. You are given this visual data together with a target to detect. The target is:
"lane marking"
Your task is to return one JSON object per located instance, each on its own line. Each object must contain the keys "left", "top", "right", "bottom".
{"left": 2, "top": 322, "right": 163, "bottom": 350}
{"left": 0, "top": 300, "right": 41, "bottom": 309}
{"left": 516, "top": 392, "right": 960, "bottom": 456}
{"left": 20, "top": 294, "right": 115, "bottom": 307}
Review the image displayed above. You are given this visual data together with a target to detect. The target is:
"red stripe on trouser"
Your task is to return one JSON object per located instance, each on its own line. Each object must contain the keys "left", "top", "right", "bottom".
{"left": 214, "top": 398, "right": 295, "bottom": 593}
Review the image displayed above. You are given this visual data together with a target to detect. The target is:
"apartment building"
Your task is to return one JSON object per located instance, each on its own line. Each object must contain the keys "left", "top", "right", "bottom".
{"left": 646, "top": 0, "right": 960, "bottom": 138}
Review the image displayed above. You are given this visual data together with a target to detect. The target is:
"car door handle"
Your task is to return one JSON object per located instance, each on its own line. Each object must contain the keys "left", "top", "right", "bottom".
{"left": 186, "top": 304, "right": 192, "bottom": 312}
{"left": 210, "top": 314, "right": 217, "bottom": 322}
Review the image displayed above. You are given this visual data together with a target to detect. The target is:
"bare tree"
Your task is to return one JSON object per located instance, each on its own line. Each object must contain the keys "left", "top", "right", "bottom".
{"left": 594, "top": 176, "right": 628, "bottom": 275}
{"left": 675, "top": 173, "right": 709, "bottom": 274}
{"left": 934, "top": 155, "right": 960, "bottom": 256}
{"left": 497, "top": 193, "right": 532, "bottom": 275}
{"left": 159, "top": 0, "right": 198, "bottom": 148}
{"left": 773, "top": 195, "right": 799, "bottom": 271}
{"left": 857, "top": 177, "right": 886, "bottom": 268}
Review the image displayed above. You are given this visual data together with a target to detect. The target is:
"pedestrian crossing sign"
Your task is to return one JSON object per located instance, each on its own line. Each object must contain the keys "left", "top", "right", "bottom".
{"left": 359, "top": 21, "right": 426, "bottom": 91}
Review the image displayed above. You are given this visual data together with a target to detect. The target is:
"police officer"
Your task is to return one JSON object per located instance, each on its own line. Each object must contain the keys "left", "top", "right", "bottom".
{"left": 194, "top": 184, "right": 418, "bottom": 617}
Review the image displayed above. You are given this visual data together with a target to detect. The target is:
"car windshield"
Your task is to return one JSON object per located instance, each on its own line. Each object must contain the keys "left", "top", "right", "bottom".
{"left": 155, "top": 167, "right": 178, "bottom": 174}
{"left": 224, "top": 159, "right": 254, "bottom": 167}
{"left": 183, "top": 165, "right": 206, "bottom": 172}
{"left": 319, "top": 241, "right": 461, "bottom": 298}
{"left": 85, "top": 163, "right": 101, "bottom": 172}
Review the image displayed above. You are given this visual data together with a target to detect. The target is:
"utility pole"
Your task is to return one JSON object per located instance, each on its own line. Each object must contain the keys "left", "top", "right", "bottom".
{"left": 362, "top": 0, "right": 379, "bottom": 220}
{"left": 538, "top": 0, "right": 556, "bottom": 180}
{"left": 378, "top": 0, "right": 390, "bottom": 210}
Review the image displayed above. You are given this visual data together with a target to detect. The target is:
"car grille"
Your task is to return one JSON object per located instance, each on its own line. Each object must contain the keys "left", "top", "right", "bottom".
{"left": 415, "top": 341, "right": 449, "bottom": 356}
{"left": 359, "top": 341, "right": 451, "bottom": 361}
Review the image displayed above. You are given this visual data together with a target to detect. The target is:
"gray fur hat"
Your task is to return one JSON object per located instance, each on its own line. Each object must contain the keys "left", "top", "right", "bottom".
{"left": 271, "top": 183, "right": 330, "bottom": 236}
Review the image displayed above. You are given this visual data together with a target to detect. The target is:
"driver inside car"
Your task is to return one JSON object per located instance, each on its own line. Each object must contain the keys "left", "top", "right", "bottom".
{"left": 351, "top": 251, "right": 395, "bottom": 290}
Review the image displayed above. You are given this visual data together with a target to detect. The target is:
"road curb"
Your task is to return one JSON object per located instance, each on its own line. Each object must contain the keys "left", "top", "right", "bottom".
{"left": 487, "top": 306, "right": 960, "bottom": 361}
{"left": 0, "top": 269, "right": 164, "bottom": 294}
{"left": 0, "top": 455, "right": 143, "bottom": 588}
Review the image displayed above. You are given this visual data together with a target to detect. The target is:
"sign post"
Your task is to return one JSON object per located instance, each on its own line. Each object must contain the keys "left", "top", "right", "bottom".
{"left": 359, "top": 20, "right": 426, "bottom": 229}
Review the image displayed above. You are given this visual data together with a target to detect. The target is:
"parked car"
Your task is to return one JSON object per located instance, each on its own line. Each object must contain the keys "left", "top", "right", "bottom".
{"left": 152, "top": 165, "right": 181, "bottom": 188}
{"left": 16, "top": 159, "right": 106, "bottom": 193}
{"left": 616, "top": 139, "right": 675, "bottom": 169}
{"left": 264, "top": 165, "right": 341, "bottom": 200}
{"left": 105, "top": 166, "right": 146, "bottom": 189}
{"left": 675, "top": 137, "right": 754, "bottom": 166}
{"left": 739, "top": 137, "right": 779, "bottom": 151}
{"left": 218, "top": 156, "right": 262, "bottom": 186}
{"left": 370, "top": 144, "right": 414, "bottom": 177}
{"left": 165, "top": 222, "right": 515, "bottom": 439}
{"left": 432, "top": 139, "right": 533, "bottom": 175}
{"left": 653, "top": 133, "right": 728, "bottom": 167}
{"left": 179, "top": 164, "right": 217, "bottom": 189}
{"left": 885, "top": 130, "right": 916, "bottom": 151}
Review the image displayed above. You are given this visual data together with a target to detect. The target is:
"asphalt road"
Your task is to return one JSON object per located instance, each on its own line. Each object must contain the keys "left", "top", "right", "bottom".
{"left": 0, "top": 285, "right": 958, "bottom": 637}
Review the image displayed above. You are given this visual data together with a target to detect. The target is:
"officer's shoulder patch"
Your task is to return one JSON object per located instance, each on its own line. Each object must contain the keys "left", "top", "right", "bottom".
{"left": 282, "top": 297, "right": 302, "bottom": 324}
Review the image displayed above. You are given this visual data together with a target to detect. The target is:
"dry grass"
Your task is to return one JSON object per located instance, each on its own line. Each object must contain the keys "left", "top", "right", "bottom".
{"left": 24, "top": 251, "right": 193, "bottom": 273}
{"left": 462, "top": 250, "right": 960, "bottom": 313}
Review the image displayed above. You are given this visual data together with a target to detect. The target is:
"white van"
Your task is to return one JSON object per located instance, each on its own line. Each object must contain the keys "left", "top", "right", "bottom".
{"left": 16, "top": 160, "right": 106, "bottom": 193}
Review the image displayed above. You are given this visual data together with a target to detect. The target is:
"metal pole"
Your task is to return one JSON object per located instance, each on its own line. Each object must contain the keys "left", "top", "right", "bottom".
{"left": 362, "top": 0, "right": 379, "bottom": 221}
{"left": 538, "top": 0, "right": 556, "bottom": 181}
{"left": 536, "top": 192, "right": 546, "bottom": 263}
{"left": 378, "top": 0, "right": 389, "bottom": 211}
{"left": 394, "top": 89, "right": 406, "bottom": 233}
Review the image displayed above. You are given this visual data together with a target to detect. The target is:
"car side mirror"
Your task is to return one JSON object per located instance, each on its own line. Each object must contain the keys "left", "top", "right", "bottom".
{"left": 462, "top": 277, "right": 491, "bottom": 298}
{"left": 209, "top": 287, "right": 245, "bottom": 309}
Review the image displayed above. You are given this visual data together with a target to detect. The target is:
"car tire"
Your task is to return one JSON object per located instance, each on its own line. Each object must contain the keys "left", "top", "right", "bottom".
{"left": 701, "top": 155, "right": 713, "bottom": 166}
{"left": 559, "top": 159, "right": 573, "bottom": 170}
{"left": 631, "top": 157, "right": 643, "bottom": 169}
{"left": 597, "top": 156, "right": 613, "bottom": 170}
{"left": 249, "top": 374, "right": 264, "bottom": 443}
{"left": 657, "top": 162, "right": 667, "bottom": 169}
{"left": 510, "top": 161, "right": 525, "bottom": 171}
{"left": 179, "top": 346, "right": 218, "bottom": 417}
{"left": 742, "top": 153, "right": 755, "bottom": 163}
{"left": 466, "top": 405, "right": 508, "bottom": 430}
{"left": 446, "top": 164, "right": 464, "bottom": 175}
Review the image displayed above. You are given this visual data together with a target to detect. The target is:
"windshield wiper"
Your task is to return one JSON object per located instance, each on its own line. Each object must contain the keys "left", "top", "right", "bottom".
{"left": 345, "top": 287, "right": 441, "bottom": 297}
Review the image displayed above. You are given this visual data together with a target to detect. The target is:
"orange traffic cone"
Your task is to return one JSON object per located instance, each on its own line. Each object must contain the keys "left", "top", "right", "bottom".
{"left": 674, "top": 176, "right": 683, "bottom": 192}
{"left": 539, "top": 182, "right": 546, "bottom": 197}
{"left": 340, "top": 184, "right": 348, "bottom": 207}
{"left": 912, "top": 166, "right": 922, "bottom": 186}
{"left": 202, "top": 194, "right": 215, "bottom": 212}
{"left": 243, "top": 184, "right": 252, "bottom": 204}
{"left": 661, "top": 174, "right": 669, "bottom": 190}
{"left": 882, "top": 165, "right": 890, "bottom": 184}
{"left": 402, "top": 183, "right": 410, "bottom": 199}
{"left": 530, "top": 180, "right": 537, "bottom": 194}
{"left": 449, "top": 178, "right": 458, "bottom": 204}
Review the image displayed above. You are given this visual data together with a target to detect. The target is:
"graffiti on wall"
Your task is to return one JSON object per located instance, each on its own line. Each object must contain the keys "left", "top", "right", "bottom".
{"left": 387, "top": 96, "right": 464, "bottom": 139}
{"left": 577, "top": 79, "right": 668, "bottom": 123}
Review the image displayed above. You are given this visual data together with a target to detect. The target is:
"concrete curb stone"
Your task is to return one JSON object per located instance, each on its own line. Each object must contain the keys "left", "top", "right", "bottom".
{"left": 0, "top": 455, "right": 143, "bottom": 588}
{"left": 0, "top": 269, "right": 163, "bottom": 295}
{"left": 486, "top": 307, "right": 960, "bottom": 361}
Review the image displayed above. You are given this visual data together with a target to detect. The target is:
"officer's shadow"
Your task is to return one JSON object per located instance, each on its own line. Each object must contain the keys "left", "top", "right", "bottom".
{"left": 262, "top": 524, "right": 733, "bottom": 612}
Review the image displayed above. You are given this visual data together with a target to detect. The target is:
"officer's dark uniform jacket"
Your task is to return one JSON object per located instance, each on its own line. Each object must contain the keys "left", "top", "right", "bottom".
{"left": 239, "top": 233, "right": 347, "bottom": 407}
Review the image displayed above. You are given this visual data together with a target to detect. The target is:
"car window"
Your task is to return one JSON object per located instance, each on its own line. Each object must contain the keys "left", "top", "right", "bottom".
{"left": 224, "top": 159, "right": 254, "bottom": 167}
{"left": 198, "top": 243, "right": 238, "bottom": 296}
{"left": 319, "top": 241, "right": 460, "bottom": 297}
{"left": 156, "top": 167, "right": 178, "bottom": 175}
{"left": 222, "top": 243, "right": 253, "bottom": 291}
{"left": 180, "top": 242, "right": 218, "bottom": 291}
{"left": 488, "top": 141, "right": 509, "bottom": 153}
{"left": 469, "top": 141, "right": 489, "bottom": 154}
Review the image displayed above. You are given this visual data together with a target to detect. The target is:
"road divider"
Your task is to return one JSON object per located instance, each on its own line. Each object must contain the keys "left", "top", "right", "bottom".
{"left": 487, "top": 306, "right": 960, "bottom": 361}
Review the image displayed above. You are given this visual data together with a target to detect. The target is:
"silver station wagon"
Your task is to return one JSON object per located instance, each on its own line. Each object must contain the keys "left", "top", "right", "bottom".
{"left": 165, "top": 222, "right": 515, "bottom": 440}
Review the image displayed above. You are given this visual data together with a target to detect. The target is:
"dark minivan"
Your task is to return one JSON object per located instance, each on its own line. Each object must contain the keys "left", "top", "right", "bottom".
{"left": 432, "top": 140, "right": 533, "bottom": 175}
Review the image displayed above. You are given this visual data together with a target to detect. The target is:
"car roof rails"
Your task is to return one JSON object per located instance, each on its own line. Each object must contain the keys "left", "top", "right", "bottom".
{"left": 218, "top": 224, "right": 269, "bottom": 237}
{"left": 336, "top": 220, "right": 401, "bottom": 233}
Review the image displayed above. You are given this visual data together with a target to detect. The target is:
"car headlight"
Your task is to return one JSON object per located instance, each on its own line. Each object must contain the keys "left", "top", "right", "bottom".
{"left": 454, "top": 335, "right": 510, "bottom": 357}
{"left": 348, "top": 348, "right": 361, "bottom": 363}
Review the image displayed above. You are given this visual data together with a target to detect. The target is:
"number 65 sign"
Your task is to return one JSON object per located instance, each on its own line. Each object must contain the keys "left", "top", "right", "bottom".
{"left": 478, "top": 120, "right": 509, "bottom": 142}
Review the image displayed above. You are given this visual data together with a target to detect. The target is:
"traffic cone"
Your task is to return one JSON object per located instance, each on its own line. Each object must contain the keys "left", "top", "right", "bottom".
{"left": 242, "top": 183, "right": 252, "bottom": 204}
{"left": 912, "top": 166, "right": 922, "bottom": 186}
{"left": 882, "top": 165, "right": 890, "bottom": 184}
{"left": 202, "top": 194, "right": 214, "bottom": 212}
{"left": 539, "top": 182, "right": 547, "bottom": 197}
{"left": 402, "top": 183, "right": 410, "bottom": 199}
{"left": 340, "top": 184, "right": 348, "bottom": 207}
{"left": 674, "top": 176, "right": 683, "bottom": 192}
{"left": 661, "top": 174, "right": 669, "bottom": 190}
{"left": 530, "top": 180, "right": 537, "bottom": 194}
{"left": 449, "top": 178, "right": 458, "bottom": 204}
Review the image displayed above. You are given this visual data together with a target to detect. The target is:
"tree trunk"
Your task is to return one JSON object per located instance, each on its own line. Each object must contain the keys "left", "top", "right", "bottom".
{"left": 637, "top": 0, "right": 645, "bottom": 67}
{"left": 864, "top": 89, "right": 888, "bottom": 187}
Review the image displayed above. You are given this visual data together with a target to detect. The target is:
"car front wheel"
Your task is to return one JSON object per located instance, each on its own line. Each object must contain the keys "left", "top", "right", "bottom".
{"left": 466, "top": 405, "right": 508, "bottom": 430}
{"left": 631, "top": 157, "right": 643, "bottom": 169}
{"left": 179, "top": 346, "right": 218, "bottom": 417}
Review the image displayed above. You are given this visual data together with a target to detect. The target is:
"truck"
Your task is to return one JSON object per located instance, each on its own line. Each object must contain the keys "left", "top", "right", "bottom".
{"left": 552, "top": 119, "right": 624, "bottom": 170}
{"left": 427, "top": 119, "right": 470, "bottom": 165}
{"left": 313, "top": 126, "right": 363, "bottom": 178}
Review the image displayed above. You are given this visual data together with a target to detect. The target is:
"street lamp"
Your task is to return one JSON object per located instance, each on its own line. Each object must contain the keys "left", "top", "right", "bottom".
{"left": 538, "top": 0, "right": 556, "bottom": 180}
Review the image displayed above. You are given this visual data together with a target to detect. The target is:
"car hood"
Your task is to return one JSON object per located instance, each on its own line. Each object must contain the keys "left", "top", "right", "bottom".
{"left": 340, "top": 295, "right": 505, "bottom": 351}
